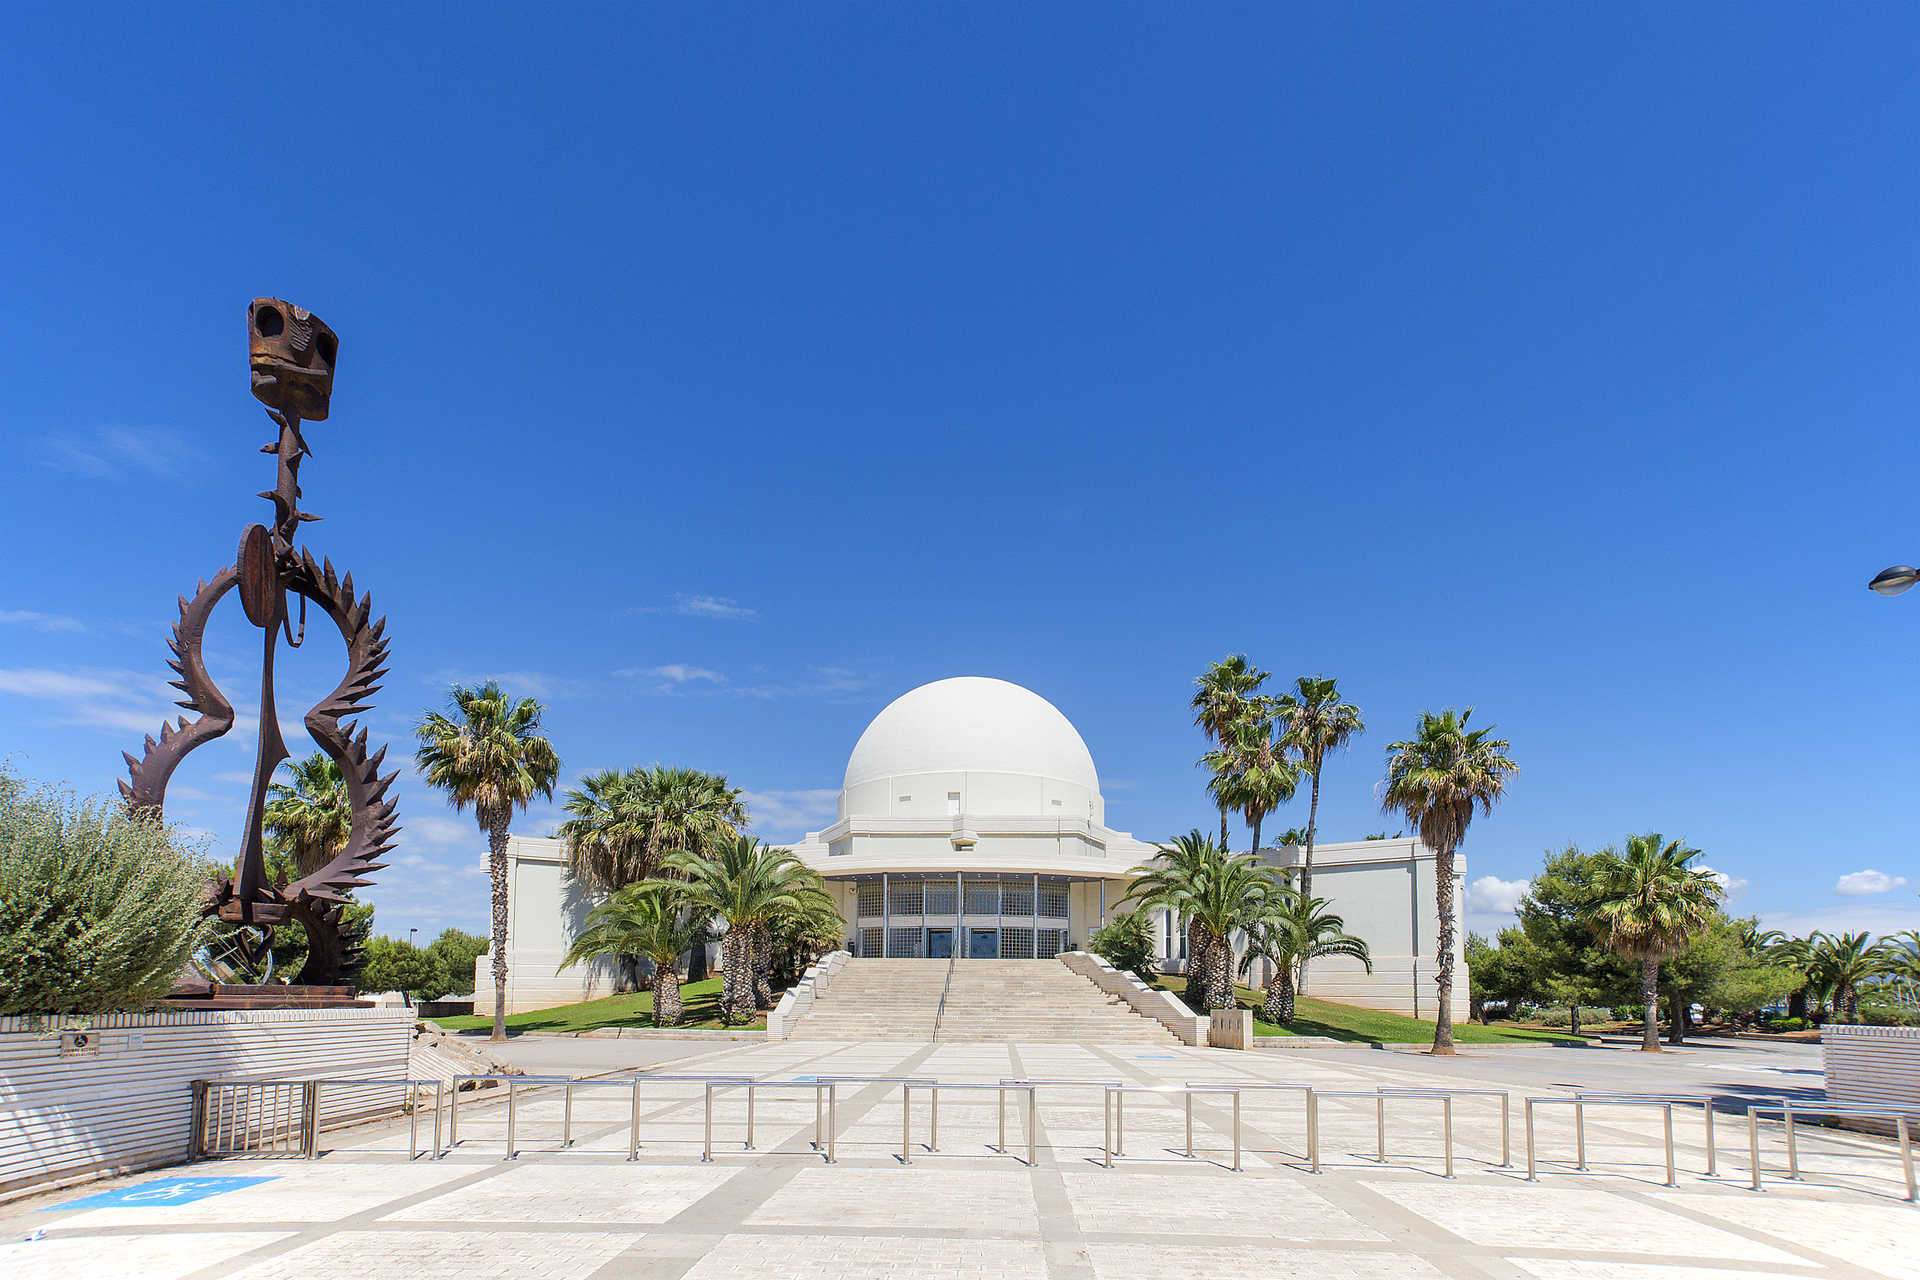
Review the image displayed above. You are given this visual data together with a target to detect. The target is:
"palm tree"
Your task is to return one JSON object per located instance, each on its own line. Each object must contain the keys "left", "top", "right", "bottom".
{"left": 1808, "top": 931, "right": 1886, "bottom": 1020}
{"left": 262, "top": 751, "right": 351, "bottom": 875}
{"left": 1273, "top": 676, "right": 1363, "bottom": 901}
{"left": 1756, "top": 930, "right": 1814, "bottom": 1020}
{"left": 1191, "top": 655, "right": 1270, "bottom": 852}
{"left": 1203, "top": 705, "right": 1297, "bottom": 858}
{"left": 556, "top": 884, "right": 703, "bottom": 1026}
{"left": 1241, "top": 890, "right": 1371, "bottom": 1024}
{"left": 1381, "top": 707, "right": 1518, "bottom": 1054}
{"left": 1592, "top": 833, "right": 1722, "bottom": 1051}
{"left": 645, "top": 836, "right": 831, "bottom": 1023}
{"left": 1123, "top": 830, "right": 1282, "bottom": 1013}
{"left": 1274, "top": 826, "right": 1311, "bottom": 847}
{"left": 414, "top": 681, "right": 561, "bottom": 1041}
{"left": 559, "top": 765, "right": 745, "bottom": 892}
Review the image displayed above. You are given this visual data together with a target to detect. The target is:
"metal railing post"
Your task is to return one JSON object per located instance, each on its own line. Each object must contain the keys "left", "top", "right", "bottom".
{"left": 1185, "top": 1092, "right": 1195, "bottom": 1158}
{"left": 190, "top": 1081, "right": 207, "bottom": 1158}
{"left": 702, "top": 1083, "right": 714, "bottom": 1163}
{"left": 408, "top": 1083, "right": 420, "bottom": 1160}
{"left": 1900, "top": 1115, "right": 1916, "bottom": 1203}
{"left": 826, "top": 1084, "right": 837, "bottom": 1164}
{"left": 563, "top": 1079, "right": 574, "bottom": 1148}
{"left": 1103, "top": 1090, "right": 1114, "bottom": 1168}
{"left": 506, "top": 1078, "right": 518, "bottom": 1159}
{"left": 1574, "top": 1099, "right": 1587, "bottom": 1170}
{"left": 1309, "top": 1091, "right": 1321, "bottom": 1173}
{"left": 814, "top": 1086, "right": 823, "bottom": 1150}
{"left": 1748, "top": 1107, "right": 1763, "bottom": 1191}
{"left": 1525, "top": 1099, "right": 1537, "bottom": 1180}
{"left": 1703, "top": 1103, "right": 1716, "bottom": 1177}
{"left": 1662, "top": 1103, "right": 1676, "bottom": 1187}
{"left": 997, "top": 1087, "right": 1007, "bottom": 1153}
{"left": 1232, "top": 1090, "right": 1242, "bottom": 1173}
{"left": 434, "top": 1082, "right": 444, "bottom": 1158}
{"left": 1783, "top": 1100, "right": 1799, "bottom": 1179}
{"left": 1027, "top": 1087, "right": 1037, "bottom": 1167}
{"left": 745, "top": 1082, "right": 756, "bottom": 1150}
{"left": 1376, "top": 1092, "right": 1387, "bottom": 1163}
{"left": 1116, "top": 1090, "right": 1125, "bottom": 1156}
{"left": 930, "top": 1084, "right": 939, "bottom": 1152}
{"left": 302, "top": 1081, "right": 320, "bottom": 1158}
{"left": 902, "top": 1086, "right": 912, "bottom": 1164}
{"left": 1499, "top": 1092, "right": 1511, "bottom": 1166}
{"left": 1443, "top": 1095, "right": 1454, "bottom": 1178}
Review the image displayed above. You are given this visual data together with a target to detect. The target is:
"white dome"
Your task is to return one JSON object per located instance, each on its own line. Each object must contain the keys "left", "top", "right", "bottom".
{"left": 843, "top": 677, "right": 1100, "bottom": 795}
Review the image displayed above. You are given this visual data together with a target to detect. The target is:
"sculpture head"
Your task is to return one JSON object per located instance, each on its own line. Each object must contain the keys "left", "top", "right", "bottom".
{"left": 248, "top": 298, "right": 337, "bottom": 421}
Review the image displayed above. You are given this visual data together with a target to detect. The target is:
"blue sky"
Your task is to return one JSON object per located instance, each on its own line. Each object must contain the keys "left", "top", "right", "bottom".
{"left": 3, "top": 6, "right": 1918, "bottom": 945}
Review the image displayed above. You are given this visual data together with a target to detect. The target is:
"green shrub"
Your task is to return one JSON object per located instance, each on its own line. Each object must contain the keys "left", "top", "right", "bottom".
{"left": 1089, "top": 910, "right": 1159, "bottom": 981}
{"left": 359, "top": 936, "right": 450, "bottom": 1003}
{"left": 1611, "top": 1005, "right": 1641, "bottom": 1021}
{"left": 427, "top": 927, "right": 487, "bottom": 997}
{"left": 1767, "top": 1015, "right": 1808, "bottom": 1031}
{"left": 0, "top": 776, "right": 212, "bottom": 1016}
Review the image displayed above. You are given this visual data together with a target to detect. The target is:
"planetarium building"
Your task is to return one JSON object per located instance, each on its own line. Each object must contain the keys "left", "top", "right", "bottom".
{"left": 481, "top": 675, "right": 1463, "bottom": 1019}
{"left": 785, "top": 676, "right": 1157, "bottom": 960}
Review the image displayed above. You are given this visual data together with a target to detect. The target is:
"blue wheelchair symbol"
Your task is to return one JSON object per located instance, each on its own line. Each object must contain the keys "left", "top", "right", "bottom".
{"left": 51, "top": 1176, "right": 277, "bottom": 1210}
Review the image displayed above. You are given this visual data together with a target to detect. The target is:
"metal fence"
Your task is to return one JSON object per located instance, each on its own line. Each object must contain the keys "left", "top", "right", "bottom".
{"left": 188, "top": 1071, "right": 1920, "bottom": 1199}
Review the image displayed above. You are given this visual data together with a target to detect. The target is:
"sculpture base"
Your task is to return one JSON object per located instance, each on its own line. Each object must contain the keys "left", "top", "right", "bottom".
{"left": 160, "top": 983, "right": 372, "bottom": 1010}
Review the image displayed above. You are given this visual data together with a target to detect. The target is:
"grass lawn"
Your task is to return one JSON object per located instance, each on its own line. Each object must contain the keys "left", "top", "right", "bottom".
{"left": 1151, "top": 975, "right": 1587, "bottom": 1046}
{"left": 429, "top": 977, "right": 765, "bottom": 1035}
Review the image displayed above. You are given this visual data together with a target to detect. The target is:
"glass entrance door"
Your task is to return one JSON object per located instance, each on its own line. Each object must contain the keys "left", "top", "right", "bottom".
{"left": 926, "top": 928, "right": 953, "bottom": 959}
{"left": 968, "top": 928, "right": 999, "bottom": 959}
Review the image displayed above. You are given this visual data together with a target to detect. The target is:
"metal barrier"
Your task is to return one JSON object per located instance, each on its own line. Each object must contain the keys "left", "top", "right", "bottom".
{"left": 448, "top": 1075, "right": 572, "bottom": 1158}
{"left": 1576, "top": 1092, "right": 1726, "bottom": 1177}
{"left": 1185, "top": 1081, "right": 1314, "bottom": 1160}
{"left": 625, "top": 1073, "right": 754, "bottom": 1160}
{"left": 903, "top": 1082, "right": 1038, "bottom": 1165}
{"left": 1526, "top": 1097, "right": 1677, "bottom": 1186}
{"left": 195, "top": 1077, "right": 441, "bottom": 1160}
{"left": 1382, "top": 1088, "right": 1509, "bottom": 1168}
{"left": 1307, "top": 1089, "right": 1455, "bottom": 1176}
{"left": 1104, "top": 1085, "right": 1241, "bottom": 1170}
{"left": 1745, "top": 1101, "right": 1917, "bottom": 1201}
{"left": 703, "top": 1079, "right": 837, "bottom": 1163}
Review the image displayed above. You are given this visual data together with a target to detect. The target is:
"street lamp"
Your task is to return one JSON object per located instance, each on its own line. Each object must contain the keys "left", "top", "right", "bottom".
{"left": 1870, "top": 565, "right": 1920, "bottom": 597}
{"left": 408, "top": 927, "right": 418, "bottom": 948}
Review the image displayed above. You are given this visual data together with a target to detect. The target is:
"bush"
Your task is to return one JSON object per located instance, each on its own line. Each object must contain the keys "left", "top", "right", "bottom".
{"left": 358, "top": 936, "right": 450, "bottom": 1004}
{"left": 1766, "top": 1015, "right": 1808, "bottom": 1031}
{"left": 426, "top": 927, "right": 487, "bottom": 997}
{"left": 0, "top": 775, "right": 212, "bottom": 1016}
{"left": 1611, "top": 1005, "right": 1641, "bottom": 1021}
{"left": 1089, "top": 910, "right": 1159, "bottom": 981}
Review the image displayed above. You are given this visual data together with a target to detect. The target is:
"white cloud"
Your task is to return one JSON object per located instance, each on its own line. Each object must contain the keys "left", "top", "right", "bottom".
{"left": 1759, "top": 899, "right": 1920, "bottom": 939}
{"left": 421, "top": 669, "right": 588, "bottom": 700}
{"left": 404, "top": 814, "right": 475, "bottom": 849}
{"left": 623, "top": 594, "right": 757, "bottom": 620}
{"left": 1465, "top": 874, "right": 1530, "bottom": 915}
{"left": 0, "top": 665, "right": 181, "bottom": 735}
{"left": 0, "top": 609, "right": 84, "bottom": 633}
{"left": 1698, "top": 864, "right": 1749, "bottom": 897}
{"left": 618, "top": 663, "right": 727, "bottom": 686}
{"left": 1835, "top": 868, "right": 1910, "bottom": 897}
{"left": 39, "top": 427, "right": 194, "bottom": 480}
{"left": 742, "top": 788, "right": 840, "bottom": 841}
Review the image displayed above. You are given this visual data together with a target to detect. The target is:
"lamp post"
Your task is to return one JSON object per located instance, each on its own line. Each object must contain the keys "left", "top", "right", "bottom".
{"left": 408, "top": 927, "right": 418, "bottom": 948}
{"left": 1870, "top": 566, "right": 1920, "bottom": 597}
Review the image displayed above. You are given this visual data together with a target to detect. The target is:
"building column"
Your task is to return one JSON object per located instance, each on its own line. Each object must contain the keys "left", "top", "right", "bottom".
{"left": 882, "top": 871, "right": 889, "bottom": 959}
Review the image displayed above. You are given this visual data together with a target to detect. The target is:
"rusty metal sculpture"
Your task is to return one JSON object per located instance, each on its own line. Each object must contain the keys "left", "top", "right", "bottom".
{"left": 121, "top": 298, "right": 397, "bottom": 985}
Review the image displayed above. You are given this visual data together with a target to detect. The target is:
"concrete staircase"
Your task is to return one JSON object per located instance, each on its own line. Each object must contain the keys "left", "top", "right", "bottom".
{"left": 788, "top": 958, "right": 1180, "bottom": 1044}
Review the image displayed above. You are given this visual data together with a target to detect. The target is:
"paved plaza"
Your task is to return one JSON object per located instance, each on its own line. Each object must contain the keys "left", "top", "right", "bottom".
{"left": 3, "top": 1036, "right": 1912, "bottom": 1280}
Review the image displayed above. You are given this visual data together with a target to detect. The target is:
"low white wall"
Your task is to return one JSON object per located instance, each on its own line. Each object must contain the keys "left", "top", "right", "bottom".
{"left": 1207, "top": 1007, "right": 1252, "bottom": 1049}
{"left": 768, "top": 951, "right": 851, "bottom": 1040}
{"left": 1060, "top": 951, "right": 1206, "bottom": 1045}
{"left": 1823, "top": 1023, "right": 1920, "bottom": 1136}
{"left": 0, "top": 1007, "right": 414, "bottom": 1202}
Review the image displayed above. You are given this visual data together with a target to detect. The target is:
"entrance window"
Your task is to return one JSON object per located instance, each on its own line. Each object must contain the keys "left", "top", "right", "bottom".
{"left": 925, "top": 876, "right": 957, "bottom": 916}
{"left": 887, "top": 879, "right": 923, "bottom": 916}
{"left": 968, "top": 928, "right": 999, "bottom": 959}
{"left": 887, "top": 927, "right": 924, "bottom": 958}
{"left": 856, "top": 881, "right": 883, "bottom": 918}
{"left": 964, "top": 879, "right": 999, "bottom": 915}
{"left": 927, "top": 928, "right": 953, "bottom": 959}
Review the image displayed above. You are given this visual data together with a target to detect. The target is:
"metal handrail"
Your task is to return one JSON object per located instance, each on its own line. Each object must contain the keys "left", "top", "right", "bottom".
{"left": 1746, "top": 1101, "right": 1917, "bottom": 1201}
{"left": 903, "top": 1082, "right": 1038, "bottom": 1165}
{"left": 1378, "top": 1088, "right": 1509, "bottom": 1168}
{"left": 448, "top": 1074, "right": 573, "bottom": 1158}
{"left": 1103, "top": 1085, "right": 1242, "bottom": 1171}
{"left": 1575, "top": 1092, "right": 1734, "bottom": 1177}
{"left": 1525, "top": 1096, "right": 1678, "bottom": 1186}
{"left": 701, "top": 1078, "right": 838, "bottom": 1163}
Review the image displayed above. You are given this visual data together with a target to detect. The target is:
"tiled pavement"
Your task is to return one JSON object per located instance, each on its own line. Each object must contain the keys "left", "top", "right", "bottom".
{"left": 3, "top": 1037, "right": 1913, "bottom": 1280}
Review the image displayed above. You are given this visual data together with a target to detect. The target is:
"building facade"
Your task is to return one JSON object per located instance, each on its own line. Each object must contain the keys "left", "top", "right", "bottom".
{"left": 478, "top": 676, "right": 1465, "bottom": 1020}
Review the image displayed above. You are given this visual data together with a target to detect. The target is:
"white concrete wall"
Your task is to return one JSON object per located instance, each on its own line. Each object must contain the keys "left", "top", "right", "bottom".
{"left": 841, "top": 769, "right": 1102, "bottom": 826}
{"left": 1824, "top": 1024, "right": 1920, "bottom": 1136}
{"left": 0, "top": 1008, "right": 413, "bottom": 1201}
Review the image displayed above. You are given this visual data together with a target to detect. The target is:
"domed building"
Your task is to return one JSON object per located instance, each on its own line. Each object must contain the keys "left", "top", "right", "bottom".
{"left": 784, "top": 676, "right": 1157, "bottom": 959}
{"left": 480, "top": 675, "right": 1463, "bottom": 1021}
